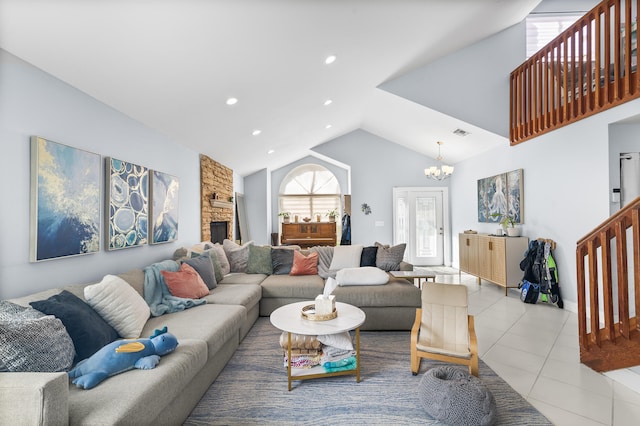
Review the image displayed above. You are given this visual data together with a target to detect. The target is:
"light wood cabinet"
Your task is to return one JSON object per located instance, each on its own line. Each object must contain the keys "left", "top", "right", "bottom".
{"left": 459, "top": 233, "right": 528, "bottom": 295}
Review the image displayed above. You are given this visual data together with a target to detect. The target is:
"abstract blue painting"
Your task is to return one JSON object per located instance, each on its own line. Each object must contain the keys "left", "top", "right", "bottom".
{"left": 150, "top": 170, "right": 179, "bottom": 244}
{"left": 30, "top": 136, "right": 101, "bottom": 261}
{"left": 106, "top": 157, "right": 148, "bottom": 250}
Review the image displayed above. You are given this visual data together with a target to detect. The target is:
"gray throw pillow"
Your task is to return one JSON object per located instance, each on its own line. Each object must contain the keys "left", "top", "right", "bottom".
{"left": 247, "top": 245, "right": 273, "bottom": 275}
{"left": 375, "top": 242, "right": 406, "bottom": 271}
{"left": 0, "top": 301, "right": 75, "bottom": 372}
{"left": 271, "top": 248, "right": 294, "bottom": 275}
{"left": 202, "top": 249, "right": 224, "bottom": 283}
{"left": 183, "top": 255, "right": 217, "bottom": 290}
{"left": 211, "top": 244, "right": 231, "bottom": 276}
{"left": 223, "top": 239, "right": 254, "bottom": 273}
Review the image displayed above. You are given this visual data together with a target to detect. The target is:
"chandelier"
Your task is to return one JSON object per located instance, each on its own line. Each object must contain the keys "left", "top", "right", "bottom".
{"left": 424, "top": 141, "right": 454, "bottom": 181}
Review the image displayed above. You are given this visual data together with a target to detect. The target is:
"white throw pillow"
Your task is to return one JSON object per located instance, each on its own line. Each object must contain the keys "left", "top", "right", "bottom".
{"left": 329, "top": 244, "right": 364, "bottom": 270}
{"left": 336, "top": 266, "right": 390, "bottom": 286}
{"left": 84, "top": 275, "right": 150, "bottom": 338}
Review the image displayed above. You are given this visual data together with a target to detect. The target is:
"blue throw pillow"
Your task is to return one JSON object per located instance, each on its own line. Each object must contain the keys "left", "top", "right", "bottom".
{"left": 30, "top": 290, "right": 120, "bottom": 363}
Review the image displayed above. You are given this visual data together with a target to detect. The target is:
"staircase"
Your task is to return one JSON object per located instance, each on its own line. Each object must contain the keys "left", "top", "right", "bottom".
{"left": 576, "top": 196, "right": 640, "bottom": 372}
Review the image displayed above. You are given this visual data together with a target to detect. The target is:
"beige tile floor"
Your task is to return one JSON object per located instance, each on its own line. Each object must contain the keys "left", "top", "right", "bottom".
{"left": 417, "top": 269, "right": 640, "bottom": 426}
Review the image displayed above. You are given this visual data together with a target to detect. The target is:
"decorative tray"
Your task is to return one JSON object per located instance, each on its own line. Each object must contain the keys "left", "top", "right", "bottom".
{"left": 301, "top": 304, "right": 337, "bottom": 321}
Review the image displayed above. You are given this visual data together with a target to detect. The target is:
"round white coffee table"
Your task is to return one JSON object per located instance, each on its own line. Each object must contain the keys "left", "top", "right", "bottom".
{"left": 270, "top": 301, "right": 366, "bottom": 390}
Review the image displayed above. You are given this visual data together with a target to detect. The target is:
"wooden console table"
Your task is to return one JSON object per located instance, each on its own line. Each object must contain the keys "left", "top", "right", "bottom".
{"left": 281, "top": 222, "right": 336, "bottom": 248}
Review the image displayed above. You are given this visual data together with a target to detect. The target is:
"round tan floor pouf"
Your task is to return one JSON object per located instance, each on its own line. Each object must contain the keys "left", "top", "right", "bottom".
{"left": 418, "top": 366, "right": 497, "bottom": 425}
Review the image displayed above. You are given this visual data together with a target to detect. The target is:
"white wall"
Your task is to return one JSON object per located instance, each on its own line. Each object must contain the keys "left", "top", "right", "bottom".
{"left": 313, "top": 130, "right": 450, "bottom": 246}
{"left": 451, "top": 97, "right": 640, "bottom": 312}
{"left": 0, "top": 49, "right": 201, "bottom": 299}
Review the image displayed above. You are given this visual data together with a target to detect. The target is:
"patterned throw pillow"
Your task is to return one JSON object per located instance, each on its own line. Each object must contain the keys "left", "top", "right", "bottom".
{"left": 0, "top": 301, "right": 75, "bottom": 372}
{"left": 375, "top": 242, "right": 407, "bottom": 271}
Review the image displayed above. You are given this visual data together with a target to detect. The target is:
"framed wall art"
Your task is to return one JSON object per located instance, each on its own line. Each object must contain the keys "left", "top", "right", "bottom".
{"left": 150, "top": 170, "right": 179, "bottom": 244}
{"left": 106, "top": 157, "right": 148, "bottom": 250}
{"left": 477, "top": 168, "right": 524, "bottom": 224}
{"left": 30, "top": 136, "right": 101, "bottom": 261}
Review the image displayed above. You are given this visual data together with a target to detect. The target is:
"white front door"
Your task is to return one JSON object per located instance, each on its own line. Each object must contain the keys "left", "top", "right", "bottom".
{"left": 393, "top": 188, "right": 447, "bottom": 266}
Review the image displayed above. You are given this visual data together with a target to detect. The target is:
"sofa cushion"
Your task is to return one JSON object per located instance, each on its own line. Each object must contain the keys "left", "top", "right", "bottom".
{"left": 336, "top": 266, "right": 390, "bottom": 286}
{"left": 247, "top": 245, "right": 273, "bottom": 275}
{"left": 271, "top": 248, "right": 294, "bottom": 275}
{"left": 161, "top": 263, "right": 210, "bottom": 299}
{"left": 219, "top": 272, "right": 268, "bottom": 285}
{"left": 223, "top": 239, "right": 254, "bottom": 273}
{"left": 141, "top": 304, "right": 245, "bottom": 357}
{"left": 84, "top": 275, "right": 150, "bottom": 339}
{"left": 360, "top": 246, "right": 378, "bottom": 267}
{"left": 290, "top": 250, "right": 318, "bottom": 275}
{"left": 68, "top": 338, "right": 207, "bottom": 426}
{"left": 183, "top": 255, "right": 217, "bottom": 290}
{"left": 375, "top": 242, "right": 407, "bottom": 271}
{"left": 332, "top": 277, "right": 421, "bottom": 307}
{"left": 202, "top": 284, "right": 262, "bottom": 309}
{"left": 329, "top": 244, "right": 364, "bottom": 270}
{"left": 30, "top": 290, "right": 120, "bottom": 363}
{"left": 0, "top": 301, "right": 75, "bottom": 372}
{"left": 260, "top": 274, "right": 325, "bottom": 299}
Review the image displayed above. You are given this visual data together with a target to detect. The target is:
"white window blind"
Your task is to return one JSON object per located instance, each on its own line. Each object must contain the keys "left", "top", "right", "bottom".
{"left": 279, "top": 164, "right": 341, "bottom": 220}
{"left": 526, "top": 13, "right": 584, "bottom": 58}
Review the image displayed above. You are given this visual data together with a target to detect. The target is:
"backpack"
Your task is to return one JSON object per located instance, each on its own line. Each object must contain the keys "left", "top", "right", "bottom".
{"left": 519, "top": 280, "right": 539, "bottom": 304}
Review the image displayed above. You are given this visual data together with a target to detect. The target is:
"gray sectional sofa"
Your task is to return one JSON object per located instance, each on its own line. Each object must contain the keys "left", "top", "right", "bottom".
{"left": 0, "top": 243, "right": 420, "bottom": 425}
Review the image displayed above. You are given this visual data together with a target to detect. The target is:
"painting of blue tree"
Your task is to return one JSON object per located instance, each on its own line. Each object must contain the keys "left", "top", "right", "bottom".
{"left": 30, "top": 137, "right": 101, "bottom": 261}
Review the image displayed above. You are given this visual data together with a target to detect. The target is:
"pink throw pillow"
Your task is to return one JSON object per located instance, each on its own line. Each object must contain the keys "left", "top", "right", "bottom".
{"left": 290, "top": 251, "right": 318, "bottom": 276}
{"left": 161, "top": 263, "right": 210, "bottom": 299}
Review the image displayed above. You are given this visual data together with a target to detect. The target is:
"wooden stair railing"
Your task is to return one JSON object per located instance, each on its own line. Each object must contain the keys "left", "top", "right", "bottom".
{"left": 576, "top": 195, "right": 640, "bottom": 372}
{"left": 511, "top": 0, "right": 640, "bottom": 145}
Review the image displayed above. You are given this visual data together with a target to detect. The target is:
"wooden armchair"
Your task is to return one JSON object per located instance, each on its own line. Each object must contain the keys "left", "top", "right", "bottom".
{"left": 410, "top": 283, "right": 478, "bottom": 376}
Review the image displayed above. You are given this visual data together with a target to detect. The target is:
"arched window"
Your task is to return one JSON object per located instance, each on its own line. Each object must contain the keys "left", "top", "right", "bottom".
{"left": 279, "top": 164, "right": 341, "bottom": 221}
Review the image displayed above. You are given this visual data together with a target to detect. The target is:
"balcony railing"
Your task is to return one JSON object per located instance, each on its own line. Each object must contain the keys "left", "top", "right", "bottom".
{"left": 511, "top": 0, "right": 639, "bottom": 144}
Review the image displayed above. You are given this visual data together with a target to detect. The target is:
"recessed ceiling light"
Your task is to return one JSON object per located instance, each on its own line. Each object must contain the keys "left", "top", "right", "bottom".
{"left": 226, "top": 97, "right": 238, "bottom": 106}
{"left": 325, "top": 124, "right": 333, "bottom": 129}
{"left": 252, "top": 129, "right": 262, "bottom": 136}
{"left": 267, "top": 149, "right": 275, "bottom": 155}
{"left": 323, "top": 99, "right": 333, "bottom": 106}
{"left": 325, "top": 55, "right": 336, "bottom": 65}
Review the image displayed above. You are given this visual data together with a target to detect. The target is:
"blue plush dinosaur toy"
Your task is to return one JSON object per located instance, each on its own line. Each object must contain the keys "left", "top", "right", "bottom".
{"left": 69, "top": 327, "right": 178, "bottom": 389}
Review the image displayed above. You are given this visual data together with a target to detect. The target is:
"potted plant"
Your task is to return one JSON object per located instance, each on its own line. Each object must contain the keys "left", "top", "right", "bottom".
{"left": 490, "top": 212, "right": 521, "bottom": 237}
{"left": 278, "top": 212, "right": 291, "bottom": 224}
{"left": 326, "top": 208, "right": 339, "bottom": 222}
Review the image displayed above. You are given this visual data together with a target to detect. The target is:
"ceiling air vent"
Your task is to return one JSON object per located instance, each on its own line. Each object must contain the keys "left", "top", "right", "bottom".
{"left": 453, "top": 128, "right": 469, "bottom": 137}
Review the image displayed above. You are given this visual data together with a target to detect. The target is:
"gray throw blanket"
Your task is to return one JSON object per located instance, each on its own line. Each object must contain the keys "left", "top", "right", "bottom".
{"left": 144, "top": 259, "right": 206, "bottom": 317}
{"left": 309, "top": 246, "right": 336, "bottom": 279}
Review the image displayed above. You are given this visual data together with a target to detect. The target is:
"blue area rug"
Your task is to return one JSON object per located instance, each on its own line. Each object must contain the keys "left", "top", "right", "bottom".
{"left": 184, "top": 317, "right": 551, "bottom": 425}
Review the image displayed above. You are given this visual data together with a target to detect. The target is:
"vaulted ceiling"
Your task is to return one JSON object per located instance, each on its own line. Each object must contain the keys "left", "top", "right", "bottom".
{"left": 0, "top": 0, "right": 542, "bottom": 176}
